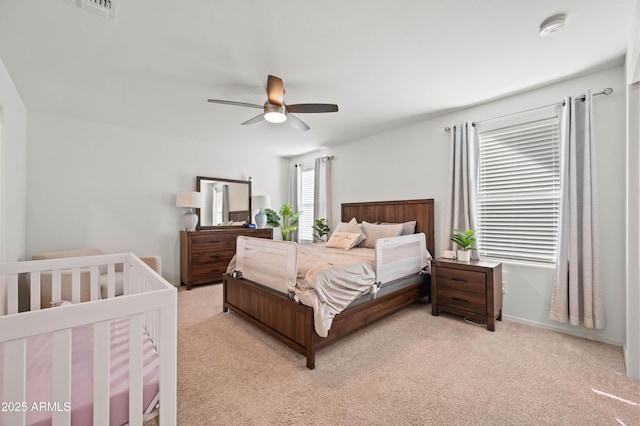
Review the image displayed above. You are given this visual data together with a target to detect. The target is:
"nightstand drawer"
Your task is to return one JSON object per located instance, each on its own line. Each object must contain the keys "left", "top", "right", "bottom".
{"left": 431, "top": 258, "right": 502, "bottom": 331}
{"left": 437, "top": 268, "right": 485, "bottom": 294}
{"left": 437, "top": 287, "right": 486, "bottom": 314}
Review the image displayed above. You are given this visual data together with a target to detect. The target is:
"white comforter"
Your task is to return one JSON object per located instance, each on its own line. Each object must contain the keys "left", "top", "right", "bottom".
{"left": 226, "top": 242, "right": 377, "bottom": 337}
{"left": 293, "top": 243, "right": 377, "bottom": 337}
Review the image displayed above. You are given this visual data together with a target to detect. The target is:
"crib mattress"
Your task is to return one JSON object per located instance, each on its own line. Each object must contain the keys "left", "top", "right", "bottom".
{"left": 0, "top": 317, "right": 159, "bottom": 426}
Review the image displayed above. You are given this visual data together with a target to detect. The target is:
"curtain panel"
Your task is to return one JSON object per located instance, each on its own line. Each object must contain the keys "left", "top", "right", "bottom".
{"left": 289, "top": 163, "right": 302, "bottom": 243}
{"left": 442, "top": 121, "right": 479, "bottom": 259}
{"left": 550, "top": 91, "right": 605, "bottom": 329}
{"left": 313, "top": 156, "right": 333, "bottom": 240}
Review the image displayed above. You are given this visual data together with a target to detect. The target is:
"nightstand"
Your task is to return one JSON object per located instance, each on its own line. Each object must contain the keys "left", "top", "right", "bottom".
{"left": 431, "top": 258, "right": 502, "bottom": 331}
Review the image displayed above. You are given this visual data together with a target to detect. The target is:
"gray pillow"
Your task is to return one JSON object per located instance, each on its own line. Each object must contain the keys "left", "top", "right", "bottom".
{"left": 360, "top": 222, "right": 403, "bottom": 248}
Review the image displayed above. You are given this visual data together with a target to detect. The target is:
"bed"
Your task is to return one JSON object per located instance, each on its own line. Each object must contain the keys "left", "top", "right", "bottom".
{"left": 223, "top": 198, "right": 435, "bottom": 369}
{"left": 0, "top": 253, "right": 177, "bottom": 426}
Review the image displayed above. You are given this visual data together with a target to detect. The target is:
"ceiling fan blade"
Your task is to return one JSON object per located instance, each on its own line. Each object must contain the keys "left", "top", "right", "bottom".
{"left": 207, "top": 99, "right": 263, "bottom": 109}
{"left": 286, "top": 114, "right": 310, "bottom": 131}
{"left": 241, "top": 114, "right": 265, "bottom": 126}
{"left": 286, "top": 103, "right": 339, "bottom": 114}
{"left": 267, "top": 75, "right": 285, "bottom": 106}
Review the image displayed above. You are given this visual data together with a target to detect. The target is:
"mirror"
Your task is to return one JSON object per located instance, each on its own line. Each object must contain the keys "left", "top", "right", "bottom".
{"left": 196, "top": 176, "right": 252, "bottom": 228}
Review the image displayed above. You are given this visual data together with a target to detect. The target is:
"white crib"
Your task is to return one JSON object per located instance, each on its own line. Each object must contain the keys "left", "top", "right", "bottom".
{"left": 0, "top": 253, "right": 177, "bottom": 426}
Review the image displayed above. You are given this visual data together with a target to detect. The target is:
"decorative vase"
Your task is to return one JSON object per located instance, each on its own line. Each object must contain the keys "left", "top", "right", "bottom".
{"left": 457, "top": 250, "right": 471, "bottom": 262}
{"left": 255, "top": 209, "right": 267, "bottom": 228}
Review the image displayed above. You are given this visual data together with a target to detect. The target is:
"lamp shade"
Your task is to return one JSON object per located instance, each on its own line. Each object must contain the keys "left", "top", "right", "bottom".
{"left": 252, "top": 195, "right": 271, "bottom": 210}
{"left": 176, "top": 191, "right": 203, "bottom": 208}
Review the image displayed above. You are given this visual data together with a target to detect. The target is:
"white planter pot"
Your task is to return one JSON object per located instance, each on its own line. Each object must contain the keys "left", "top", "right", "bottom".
{"left": 457, "top": 250, "right": 471, "bottom": 262}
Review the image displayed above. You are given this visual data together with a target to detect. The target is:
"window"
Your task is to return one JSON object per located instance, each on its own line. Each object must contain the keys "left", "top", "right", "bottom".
{"left": 299, "top": 166, "right": 315, "bottom": 242}
{"left": 476, "top": 116, "right": 560, "bottom": 263}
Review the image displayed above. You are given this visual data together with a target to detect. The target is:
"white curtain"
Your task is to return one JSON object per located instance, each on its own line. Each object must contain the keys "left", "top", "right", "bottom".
{"left": 289, "top": 163, "right": 302, "bottom": 243}
{"left": 550, "top": 91, "right": 604, "bottom": 329}
{"left": 442, "top": 121, "right": 479, "bottom": 258}
{"left": 314, "top": 156, "right": 333, "bottom": 240}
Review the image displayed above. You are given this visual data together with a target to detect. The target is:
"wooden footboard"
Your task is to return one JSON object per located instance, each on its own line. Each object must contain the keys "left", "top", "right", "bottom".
{"left": 223, "top": 273, "right": 429, "bottom": 369}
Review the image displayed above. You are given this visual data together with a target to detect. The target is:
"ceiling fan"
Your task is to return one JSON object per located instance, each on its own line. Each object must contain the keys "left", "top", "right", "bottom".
{"left": 207, "top": 75, "right": 338, "bottom": 131}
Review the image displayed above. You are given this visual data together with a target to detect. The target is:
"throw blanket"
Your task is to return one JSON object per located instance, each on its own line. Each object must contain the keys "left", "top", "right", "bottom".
{"left": 293, "top": 244, "right": 377, "bottom": 337}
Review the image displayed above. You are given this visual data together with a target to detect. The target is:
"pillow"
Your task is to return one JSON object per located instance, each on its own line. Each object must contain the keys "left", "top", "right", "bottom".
{"left": 331, "top": 218, "right": 367, "bottom": 246}
{"left": 360, "top": 221, "right": 403, "bottom": 248}
{"left": 325, "top": 231, "right": 362, "bottom": 249}
{"left": 381, "top": 221, "right": 417, "bottom": 236}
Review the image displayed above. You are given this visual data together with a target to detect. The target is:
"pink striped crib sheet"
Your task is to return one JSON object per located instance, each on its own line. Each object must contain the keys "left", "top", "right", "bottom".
{"left": 0, "top": 317, "right": 160, "bottom": 426}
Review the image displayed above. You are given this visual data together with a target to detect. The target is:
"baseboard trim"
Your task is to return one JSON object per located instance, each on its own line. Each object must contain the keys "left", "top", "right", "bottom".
{"left": 502, "top": 314, "right": 623, "bottom": 347}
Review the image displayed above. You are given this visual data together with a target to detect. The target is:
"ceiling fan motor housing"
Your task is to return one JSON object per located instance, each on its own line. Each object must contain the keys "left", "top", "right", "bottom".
{"left": 264, "top": 102, "right": 287, "bottom": 123}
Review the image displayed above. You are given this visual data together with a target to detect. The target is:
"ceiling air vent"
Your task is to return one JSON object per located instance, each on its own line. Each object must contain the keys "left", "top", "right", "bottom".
{"left": 63, "top": 0, "right": 118, "bottom": 21}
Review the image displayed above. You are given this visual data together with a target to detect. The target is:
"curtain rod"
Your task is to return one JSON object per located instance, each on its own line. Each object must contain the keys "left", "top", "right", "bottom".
{"left": 291, "top": 155, "right": 334, "bottom": 167}
{"left": 444, "top": 88, "right": 613, "bottom": 132}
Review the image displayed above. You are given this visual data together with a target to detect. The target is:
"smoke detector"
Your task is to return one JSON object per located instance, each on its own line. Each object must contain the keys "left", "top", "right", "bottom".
{"left": 62, "top": 0, "right": 118, "bottom": 21}
{"left": 539, "top": 14, "right": 566, "bottom": 36}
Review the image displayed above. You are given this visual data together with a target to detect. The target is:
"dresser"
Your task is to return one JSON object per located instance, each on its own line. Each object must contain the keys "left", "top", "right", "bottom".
{"left": 431, "top": 258, "right": 502, "bottom": 331}
{"left": 180, "top": 228, "right": 273, "bottom": 289}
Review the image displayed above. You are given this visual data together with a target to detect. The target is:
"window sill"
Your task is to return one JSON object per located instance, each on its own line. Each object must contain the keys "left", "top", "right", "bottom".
{"left": 480, "top": 256, "right": 556, "bottom": 270}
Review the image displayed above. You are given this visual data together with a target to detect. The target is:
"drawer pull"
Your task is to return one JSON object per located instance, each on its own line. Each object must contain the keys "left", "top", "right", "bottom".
{"left": 452, "top": 297, "right": 468, "bottom": 303}
{"left": 452, "top": 278, "right": 467, "bottom": 282}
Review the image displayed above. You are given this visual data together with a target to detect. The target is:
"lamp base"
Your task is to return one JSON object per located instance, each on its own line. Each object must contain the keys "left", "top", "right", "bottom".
{"left": 255, "top": 210, "right": 267, "bottom": 228}
{"left": 182, "top": 209, "right": 198, "bottom": 231}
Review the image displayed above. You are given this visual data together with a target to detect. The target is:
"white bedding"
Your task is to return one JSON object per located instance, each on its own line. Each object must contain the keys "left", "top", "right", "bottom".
{"left": 228, "top": 239, "right": 432, "bottom": 338}
{"left": 293, "top": 244, "right": 377, "bottom": 337}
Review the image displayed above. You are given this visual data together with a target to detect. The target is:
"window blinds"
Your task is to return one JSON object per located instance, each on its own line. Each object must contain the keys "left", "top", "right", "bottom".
{"left": 299, "top": 168, "right": 315, "bottom": 241}
{"left": 477, "top": 117, "right": 560, "bottom": 263}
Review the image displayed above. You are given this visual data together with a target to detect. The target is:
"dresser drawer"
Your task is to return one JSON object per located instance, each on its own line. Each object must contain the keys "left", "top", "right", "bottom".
{"left": 190, "top": 250, "right": 234, "bottom": 265}
{"left": 191, "top": 261, "right": 227, "bottom": 281}
{"left": 437, "top": 267, "right": 486, "bottom": 294}
{"left": 190, "top": 233, "right": 237, "bottom": 251}
{"left": 437, "top": 287, "right": 486, "bottom": 315}
{"left": 181, "top": 229, "right": 273, "bottom": 289}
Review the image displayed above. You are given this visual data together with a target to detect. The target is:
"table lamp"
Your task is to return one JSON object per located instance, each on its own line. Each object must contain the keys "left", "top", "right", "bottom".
{"left": 176, "top": 191, "right": 204, "bottom": 231}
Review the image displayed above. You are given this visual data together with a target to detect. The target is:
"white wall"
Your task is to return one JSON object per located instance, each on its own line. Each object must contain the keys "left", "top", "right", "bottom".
{"left": 0, "top": 57, "right": 27, "bottom": 262}
{"left": 625, "top": 0, "right": 640, "bottom": 381}
{"left": 325, "top": 65, "right": 628, "bottom": 346}
{"left": 26, "top": 113, "right": 284, "bottom": 285}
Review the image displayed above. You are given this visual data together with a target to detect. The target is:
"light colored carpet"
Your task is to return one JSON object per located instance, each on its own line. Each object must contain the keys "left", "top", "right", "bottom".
{"left": 176, "top": 284, "right": 639, "bottom": 425}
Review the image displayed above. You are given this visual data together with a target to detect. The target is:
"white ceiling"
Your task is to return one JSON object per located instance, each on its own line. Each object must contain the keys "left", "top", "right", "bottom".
{"left": 0, "top": 1, "right": 636, "bottom": 157}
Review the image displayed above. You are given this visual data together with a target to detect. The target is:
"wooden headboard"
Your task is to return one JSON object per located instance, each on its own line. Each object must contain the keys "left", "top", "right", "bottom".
{"left": 341, "top": 199, "right": 435, "bottom": 256}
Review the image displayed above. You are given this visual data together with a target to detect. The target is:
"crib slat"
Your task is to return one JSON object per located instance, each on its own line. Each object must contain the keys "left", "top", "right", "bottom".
{"left": 123, "top": 261, "right": 131, "bottom": 295}
{"left": 93, "top": 320, "right": 110, "bottom": 426}
{"left": 90, "top": 265, "right": 100, "bottom": 301}
{"left": 107, "top": 264, "right": 116, "bottom": 299}
{"left": 30, "top": 271, "right": 41, "bottom": 311}
{"left": 129, "top": 314, "right": 144, "bottom": 425}
{"left": 51, "top": 329, "right": 72, "bottom": 426}
{"left": 52, "top": 269, "right": 62, "bottom": 306}
{"left": 3, "top": 339, "right": 26, "bottom": 426}
{"left": 7, "top": 273, "right": 19, "bottom": 314}
{"left": 159, "top": 305, "right": 178, "bottom": 425}
{"left": 71, "top": 268, "right": 81, "bottom": 304}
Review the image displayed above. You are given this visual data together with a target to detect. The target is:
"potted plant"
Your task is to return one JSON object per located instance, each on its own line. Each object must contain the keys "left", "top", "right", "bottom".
{"left": 265, "top": 203, "right": 301, "bottom": 241}
{"left": 450, "top": 229, "right": 476, "bottom": 261}
{"left": 312, "top": 218, "right": 330, "bottom": 242}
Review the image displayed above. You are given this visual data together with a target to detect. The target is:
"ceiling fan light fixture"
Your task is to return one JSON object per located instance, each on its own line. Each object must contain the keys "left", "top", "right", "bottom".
{"left": 264, "top": 104, "right": 287, "bottom": 123}
{"left": 539, "top": 14, "right": 566, "bottom": 36}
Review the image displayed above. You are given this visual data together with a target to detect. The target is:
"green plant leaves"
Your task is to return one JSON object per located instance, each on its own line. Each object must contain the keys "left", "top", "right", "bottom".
{"left": 265, "top": 203, "right": 301, "bottom": 241}
{"left": 450, "top": 229, "right": 477, "bottom": 251}
{"left": 312, "top": 218, "right": 330, "bottom": 240}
